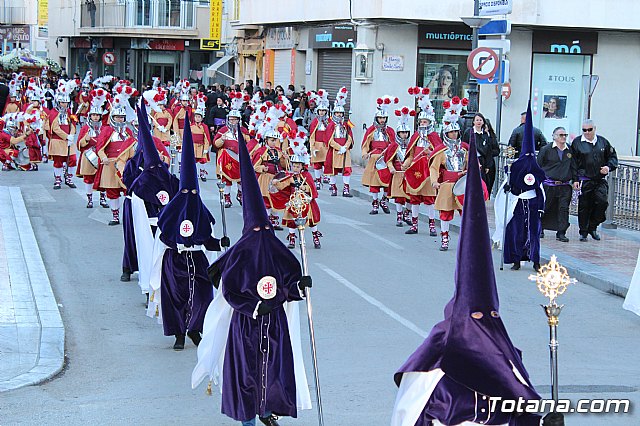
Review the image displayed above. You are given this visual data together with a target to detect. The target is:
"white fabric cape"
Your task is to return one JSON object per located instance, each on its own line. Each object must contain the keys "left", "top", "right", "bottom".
{"left": 192, "top": 282, "right": 313, "bottom": 412}
{"left": 623, "top": 249, "right": 640, "bottom": 316}
{"left": 131, "top": 194, "right": 155, "bottom": 295}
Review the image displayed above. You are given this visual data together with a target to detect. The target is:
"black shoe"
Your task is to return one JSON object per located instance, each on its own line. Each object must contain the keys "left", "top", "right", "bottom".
{"left": 510, "top": 261, "right": 521, "bottom": 271}
{"left": 579, "top": 234, "right": 588, "bottom": 242}
{"left": 533, "top": 262, "right": 541, "bottom": 272}
{"left": 540, "top": 231, "right": 545, "bottom": 238}
{"left": 405, "top": 227, "right": 418, "bottom": 235}
{"left": 589, "top": 231, "right": 601, "bottom": 241}
{"left": 556, "top": 234, "right": 569, "bottom": 242}
{"left": 173, "top": 334, "right": 185, "bottom": 351}
{"left": 65, "top": 181, "right": 77, "bottom": 188}
{"left": 259, "top": 414, "right": 281, "bottom": 426}
{"left": 187, "top": 331, "right": 202, "bottom": 346}
{"left": 120, "top": 272, "right": 131, "bottom": 282}
{"left": 273, "top": 224, "right": 283, "bottom": 231}
{"left": 108, "top": 220, "right": 120, "bottom": 226}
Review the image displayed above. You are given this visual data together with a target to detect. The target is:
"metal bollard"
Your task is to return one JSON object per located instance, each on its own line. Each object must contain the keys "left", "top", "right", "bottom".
{"left": 602, "top": 173, "right": 617, "bottom": 229}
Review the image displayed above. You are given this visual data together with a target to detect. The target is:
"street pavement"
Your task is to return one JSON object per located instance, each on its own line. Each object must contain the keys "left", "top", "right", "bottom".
{"left": 0, "top": 161, "right": 639, "bottom": 425}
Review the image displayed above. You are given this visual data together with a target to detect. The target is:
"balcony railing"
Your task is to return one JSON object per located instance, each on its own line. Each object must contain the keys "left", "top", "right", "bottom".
{"left": 80, "top": 0, "right": 195, "bottom": 30}
{"left": 0, "top": 6, "right": 27, "bottom": 24}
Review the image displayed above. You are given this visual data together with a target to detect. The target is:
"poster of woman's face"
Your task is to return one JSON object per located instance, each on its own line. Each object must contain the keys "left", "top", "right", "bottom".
{"left": 543, "top": 95, "right": 567, "bottom": 119}
{"left": 425, "top": 64, "right": 459, "bottom": 101}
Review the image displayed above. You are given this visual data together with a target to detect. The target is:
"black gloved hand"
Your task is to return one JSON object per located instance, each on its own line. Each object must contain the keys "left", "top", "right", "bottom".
{"left": 257, "top": 303, "right": 272, "bottom": 316}
{"left": 503, "top": 183, "right": 511, "bottom": 193}
{"left": 204, "top": 237, "right": 221, "bottom": 252}
{"left": 542, "top": 412, "right": 564, "bottom": 426}
{"left": 298, "top": 275, "right": 313, "bottom": 291}
{"left": 220, "top": 236, "right": 231, "bottom": 248}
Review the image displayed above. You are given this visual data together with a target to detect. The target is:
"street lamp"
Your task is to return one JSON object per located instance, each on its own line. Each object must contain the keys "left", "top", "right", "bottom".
{"left": 461, "top": 12, "right": 492, "bottom": 128}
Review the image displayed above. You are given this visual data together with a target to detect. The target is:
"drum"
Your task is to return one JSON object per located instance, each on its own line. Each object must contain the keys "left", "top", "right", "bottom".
{"left": 268, "top": 171, "right": 287, "bottom": 194}
{"left": 84, "top": 147, "right": 99, "bottom": 169}
{"left": 14, "top": 142, "right": 30, "bottom": 166}
{"left": 452, "top": 174, "right": 467, "bottom": 196}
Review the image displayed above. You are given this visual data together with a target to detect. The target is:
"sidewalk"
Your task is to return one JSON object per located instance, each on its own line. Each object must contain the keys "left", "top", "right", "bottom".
{"left": 344, "top": 166, "right": 638, "bottom": 297}
{"left": 0, "top": 186, "right": 65, "bottom": 392}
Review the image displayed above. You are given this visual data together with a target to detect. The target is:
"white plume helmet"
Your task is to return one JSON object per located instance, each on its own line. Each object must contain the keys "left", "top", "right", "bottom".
{"left": 277, "top": 95, "right": 293, "bottom": 116}
{"left": 409, "top": 86, "right": 435, "bottom": 122}
{"left": 315, "top": 89, "right": 330, "bottom": 110}
{"left": 289, "top": 127, "right": 310, "bottom": 165}
{"left": 229, "top": 91, "right": 246, "bottom": 112}
{"left": 89, "top": 88, "right": 108, "bottom": 115}
{"left": 112, "top": 83, "right": 138, "bottom": 122}
{"left": 179, "top": 79, "right": 191, "bottom": 100}
{"left": 441, "top": 96, "right": 468, "bottom": 129}
{"left": 26, "top": 79, "right": 44, "bottom": 101}
{"left": 194, "top": 93, "right": 208, "bottom": 116}
{"left": 394, "top": 106, "right": 415, "bottom": 133}
{"left": 82, "top": 70, "right": 93, "bottom": 87}
{"left": 142, "top": 89, "right": 163, "bottom": 113}
{"left": 8, "top": 79, "right": 20, "bottom": 97}
{"left": 249, "top": 91, "right": 263, "bottom": 110}
{"left": 375, "top": 95, "right": 399, "bottom": 117}
{"left": 249, "top": 100, "right": 272, "bottom": 138}
{"left": 332, "top": 87, "right": 349, "bottom": 114}
{"left": 152, "top": 77, "right": 160, "bottom": 89}
{"left": 56, "top": 79, "right": 77, "bottom": 102}
{"left": 2, "top": 112, "right": 25, "bottom": 134}
{"left": 23, "top": 111, "right": 44, "bottom": 132}
{"left": 93, "top": 75, "right": 115, "bottom": 89}
{"left": 256, "top": 102, "right": 285, "bottom": 141}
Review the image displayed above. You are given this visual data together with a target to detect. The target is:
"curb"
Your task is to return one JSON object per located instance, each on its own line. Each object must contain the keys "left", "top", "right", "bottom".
{"left": 0, "top": 187, "right": 65, "bottom": 392}
{"left": 347, "top": 183, "right": 629, "bottom": 298}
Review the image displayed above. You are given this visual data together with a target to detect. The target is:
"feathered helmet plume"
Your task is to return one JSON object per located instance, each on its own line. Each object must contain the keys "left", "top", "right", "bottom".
{"left": 394, "top": 106, "right": 416, "bottom": 133}
{"left": 375, "top": 95, "right": 399, "bottom": 118}
{"left": 334, "top": 87, "right": 348, "bottom": 113}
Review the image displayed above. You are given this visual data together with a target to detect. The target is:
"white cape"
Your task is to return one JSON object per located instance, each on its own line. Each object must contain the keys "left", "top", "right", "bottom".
{"left": 131, "top": 194, "right": 155, "bottom": 294}
{"left": 623, "top": 249, "right": 640, "bottom": 316}
{"left": 491, "top": 180, "right": 543, "bottom": 249}
{"left": 192, "top": 282, "right": 312, "bottom": 411}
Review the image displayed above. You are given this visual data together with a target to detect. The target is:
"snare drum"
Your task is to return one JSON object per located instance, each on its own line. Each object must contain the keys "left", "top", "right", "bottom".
{"left": 84, "top": 147, "right": 99, "bottom": 169}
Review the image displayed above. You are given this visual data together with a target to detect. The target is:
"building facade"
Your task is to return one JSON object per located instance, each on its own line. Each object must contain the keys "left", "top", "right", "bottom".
{"left": 231, "top": 0, "right": 640, "bottom": 158}
{"left": 47, "top": 0, "right": 238, "bottom": 88}
{"left": 1, "top": 0, "right": 47, "bottom": 58}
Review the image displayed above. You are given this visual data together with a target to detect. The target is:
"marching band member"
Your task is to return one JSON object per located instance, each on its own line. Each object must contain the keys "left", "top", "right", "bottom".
{"left": 276, "top": 95, "right": 298, "bottom": 155}
{"left": 75, "top": 71, "right": 93, "bottom": 123}
{"left": 273, "top": 130, "right": 323, "bottom": 249}
{"left": 93, "top": 93, "right": 137, "bottom": 226}
{"left": 402, "top": 88, "right": 441, "bottom": 235}
{"left": 361, "top": 95, "right": 398, "bottom": 214}
{"left": 214, "top": 91, "right": 251, "bottom": 207}
{"left": 429, "top": 96, "right": 475, "bottom": 251}
{"left": 151, "top": 93, "right": 173, "bottom": 146}
{"left": 0, "top": 113, "right": 26, "bottom": 171}
{"left": 191, "top": 93, "right": 212, "bottom": 181}
{"left": 48, "top": 80, "right": 79, "bottom": 189}
{"left": 324, "top": 87, "right": 354, "bottom": 197}
{"left": 252, "top": 108, "right": 289, "bottom": 231}
{"left": 384, "top": 106, "right": 415, "bottom": 227}
{"left": 3, "top": 78, "right": 22, "bottom": 114}
{"left": 308, "top": 90, "right": 331, "bottom": 189}
{"left": 172, "top": 79, "right": 193, "bottom": 140}
{"left": 76, "top": 91, "right": 108, "bottom": 208}
{"left": 22, "top": 112, "right": 43, "bottom": 171}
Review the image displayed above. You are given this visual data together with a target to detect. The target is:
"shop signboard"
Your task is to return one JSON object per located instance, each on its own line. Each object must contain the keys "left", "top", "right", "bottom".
{"left": 418, "top": 24, "right": 472, "bottom": 50}
{"left": 308, "top": 25, "right": 356, "bottom": 49}
{"left": 266, "top": 27, "right": 298, "bottom": 50}
{"left": 478, "top": 0, "right": 513, "bottom": 16}
{"left": 131, "top": 39, "right": 185, "bottom": 51}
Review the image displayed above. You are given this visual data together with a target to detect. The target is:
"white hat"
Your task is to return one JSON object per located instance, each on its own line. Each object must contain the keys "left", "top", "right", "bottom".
{"left": 289, "top": 128, "right": 310, "bottom": 164}
{"left": 441, "top": 96, "right": 467, "bottom": 133}
{"left": 409, "top": 86, "right": 435, "bottom": 123}
{"left": 375, "top": 95, "right": 399, "bottom": 118}
{"left": 394, "top": 106, "right": 415, "bottom": 133}
{"left": 56, "top": 79, "right": 77, "bottom": 103}
{"left": 194, "top": 93, "right": 207, "bottom": 117}
{"left": 333, "top": 87, "right": 348, "bottom": 114}
{"left": 89, "top": 88, "right": 109, "bottom": 115}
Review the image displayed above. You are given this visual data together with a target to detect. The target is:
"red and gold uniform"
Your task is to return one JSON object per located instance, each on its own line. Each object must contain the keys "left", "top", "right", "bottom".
{"left": 152, "top": 107, "right": 173, "bottom": 145}
{"left": 324, "top": 119, "right": 354, "bottom": 196}
{"left": 0, "top": 127, "right": 25, "bottom": 170}
{"left": 48, "top": 107, "right": 78, "bottom": 187}
{"left": 214, "top": 124, "right": 250, "bottom": 207}
{"left": 361, "top": 123, "right": 395, "bottom": 213}
{"left": 308, "top": 115, "right": 331, "bottom": 188}
{"left": 75, "top": 90, "right": 91, "bottom": 121}
{"left": 171, "top": 103, "right": 194, "bottom": 142}
{"left": 3, "top": 99, "right": 20, "bottom": 114}
{"left": 252, "top": 142, "right": 288, "bottom": 229}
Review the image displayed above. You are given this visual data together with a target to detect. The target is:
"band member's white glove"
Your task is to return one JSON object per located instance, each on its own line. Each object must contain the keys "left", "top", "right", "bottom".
{"left": 158, "top": 125, "right": 167, "bottom": 133}
{"left": 67, "top": 135, "right": 74, "bottom": 146}
{"left": 338, "top": 146, "right": 347, "bottom": 155}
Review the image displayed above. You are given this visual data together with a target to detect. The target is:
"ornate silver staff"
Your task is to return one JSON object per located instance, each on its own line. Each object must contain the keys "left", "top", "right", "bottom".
{"left": 288, "top": 188, "right": 324, "bottom": 426}
{"left": 499, "top": 145, "right": 517, "bottom": 270}
{"left": 169, "top": 133, "right": 178, "bottom": 175}
{"left": 529, "top": 255, "right": 576, "bottom": 410}
{"left": 216, "top": 179, "right": 229, "bottom": 251}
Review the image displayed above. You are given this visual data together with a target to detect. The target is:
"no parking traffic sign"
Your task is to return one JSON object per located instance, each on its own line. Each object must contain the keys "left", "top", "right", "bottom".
{"left": 466, "top": 47, "right": 499, "bottom": 80}
{"left": 102, "top": 52, "right": 116, "bottom": 66}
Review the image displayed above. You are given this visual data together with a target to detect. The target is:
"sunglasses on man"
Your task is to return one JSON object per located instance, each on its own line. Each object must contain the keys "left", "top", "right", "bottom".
{"left": 582, "top": 128, "right": 593, "bottom": 132}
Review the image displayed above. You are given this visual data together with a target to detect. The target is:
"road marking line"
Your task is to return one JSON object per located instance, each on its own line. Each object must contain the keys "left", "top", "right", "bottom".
{"left": 346, "top": 223, "right": 403, "bottom": 250}
{"left": 315, "top": 263, "right": 428, "bottom": 338}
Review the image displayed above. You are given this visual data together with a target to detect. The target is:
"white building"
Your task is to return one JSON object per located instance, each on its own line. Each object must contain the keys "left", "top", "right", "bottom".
{"left": 46, "top": 0, "right": 238, "bottom": 87}
{"left": 1, "top": 0, "right": 46, "bottom": 57}
{"left": 232, "top": 0, "right": 640, "bottom": 158}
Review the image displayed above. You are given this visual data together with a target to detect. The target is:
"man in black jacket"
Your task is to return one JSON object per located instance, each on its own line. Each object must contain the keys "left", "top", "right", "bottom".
{"left": 0, "top": 76, "right": 9, "bottom": 114}
{"left": 537, "top": 126, "right": 575, "bottom": 242}
{"left": 571, "top": 119, "right": 618, "bottom": 241}
{"left": 509, "top": 111, "right": 547, "bottom": 155}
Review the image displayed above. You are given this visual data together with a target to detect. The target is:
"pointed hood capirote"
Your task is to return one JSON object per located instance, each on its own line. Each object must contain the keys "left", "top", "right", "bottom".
{"left": 157, "top": 111, "right": 215, "bottom": 246}
{"left": 510, "top": 103, "right": 546, "bottom": 194}
{"left": 395, "top": 134, "right": 540, "bottom": 403}
{"left": 208, "top": 129, "right": 301, "bottom": 297}
{"left": 128, "top": 103, "right": 179, "bottom": 208}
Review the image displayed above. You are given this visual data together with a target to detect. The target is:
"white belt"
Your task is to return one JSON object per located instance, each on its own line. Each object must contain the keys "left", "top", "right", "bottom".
{"left": 148, "top": 217, "right": 158, "bottom": 226}
{"left": 517, "top": 189, "right": 536, "bottom": 200}
{"left": 125, "top": 195, "right": 132, "bottom": 200}
{"left": 176, "top": 244, "right": 203, "bottom": 253}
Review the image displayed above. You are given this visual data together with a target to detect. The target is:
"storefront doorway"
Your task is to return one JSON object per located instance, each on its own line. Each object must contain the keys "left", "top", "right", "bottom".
{"left": 149, "top": 64, "right": 175, "bottom": 85}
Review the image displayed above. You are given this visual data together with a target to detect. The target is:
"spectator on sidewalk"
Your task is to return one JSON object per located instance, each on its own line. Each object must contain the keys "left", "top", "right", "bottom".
{"left": 508, "top": 111, "right": 547, "bottom": 156}
{"left": 462, "top": 112, "right": 499, "bottom": 193}
{"left": 571, "top": 119, "right": 618, "bottom": 242}
{"left": 537, "top": 126, "right": 574, "bottom": 242}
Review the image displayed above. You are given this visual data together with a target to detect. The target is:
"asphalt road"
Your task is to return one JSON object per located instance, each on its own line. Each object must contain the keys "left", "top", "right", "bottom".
{"left": 0, "top": 163, "right": 638, "bottom": 425}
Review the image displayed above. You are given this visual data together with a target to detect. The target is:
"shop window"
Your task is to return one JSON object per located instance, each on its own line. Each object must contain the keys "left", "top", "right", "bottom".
{"left": 418, "top": 49, "right": 471, "bottom": 132}
{"left": 531, "top": 53, "right": 591, "bottom": 141}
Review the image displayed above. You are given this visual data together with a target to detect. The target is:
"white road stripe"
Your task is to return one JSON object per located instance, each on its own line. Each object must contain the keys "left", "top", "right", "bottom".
{"left": 346, "top": 223, "right": 403, "bottom": 250}
{"left": 315, "top": 263, "right": 428, "bottom": 338}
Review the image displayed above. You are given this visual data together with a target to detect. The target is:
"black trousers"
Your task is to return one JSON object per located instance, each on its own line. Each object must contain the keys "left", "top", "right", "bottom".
{"left": 541, "top": 184, "right": 572, "bottom": 234}
{"left": 578, "top": 179, "right": 609, "bottom": 235}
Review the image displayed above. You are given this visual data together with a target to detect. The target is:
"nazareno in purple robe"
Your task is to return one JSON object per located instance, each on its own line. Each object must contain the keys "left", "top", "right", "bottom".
{"left": 393, "top": 111, "right": 542, "bottom": 426}
{"left": 121, "top": 146, "right": 143, "bottom": 273}
{"left": 206, "top": 122, "right": 305, "bottom": 422}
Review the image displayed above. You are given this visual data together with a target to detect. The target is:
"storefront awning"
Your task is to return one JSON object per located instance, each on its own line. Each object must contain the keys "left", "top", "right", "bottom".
{"left": 206, "top": 55, "right": 234, "bottom": 79}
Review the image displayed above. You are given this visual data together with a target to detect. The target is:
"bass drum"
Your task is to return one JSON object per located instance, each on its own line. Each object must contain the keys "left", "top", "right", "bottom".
{"left": 84, "top": 147, "right": 99, "bottom": 169}
{"left": 268, "top": 171, "right": 287, "bottom": 194}
{"left": 452, "top": 174, "right": 467, "bottom": 196}
{"left": 14, "top": 142, "right": 30, "bottom": 166}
